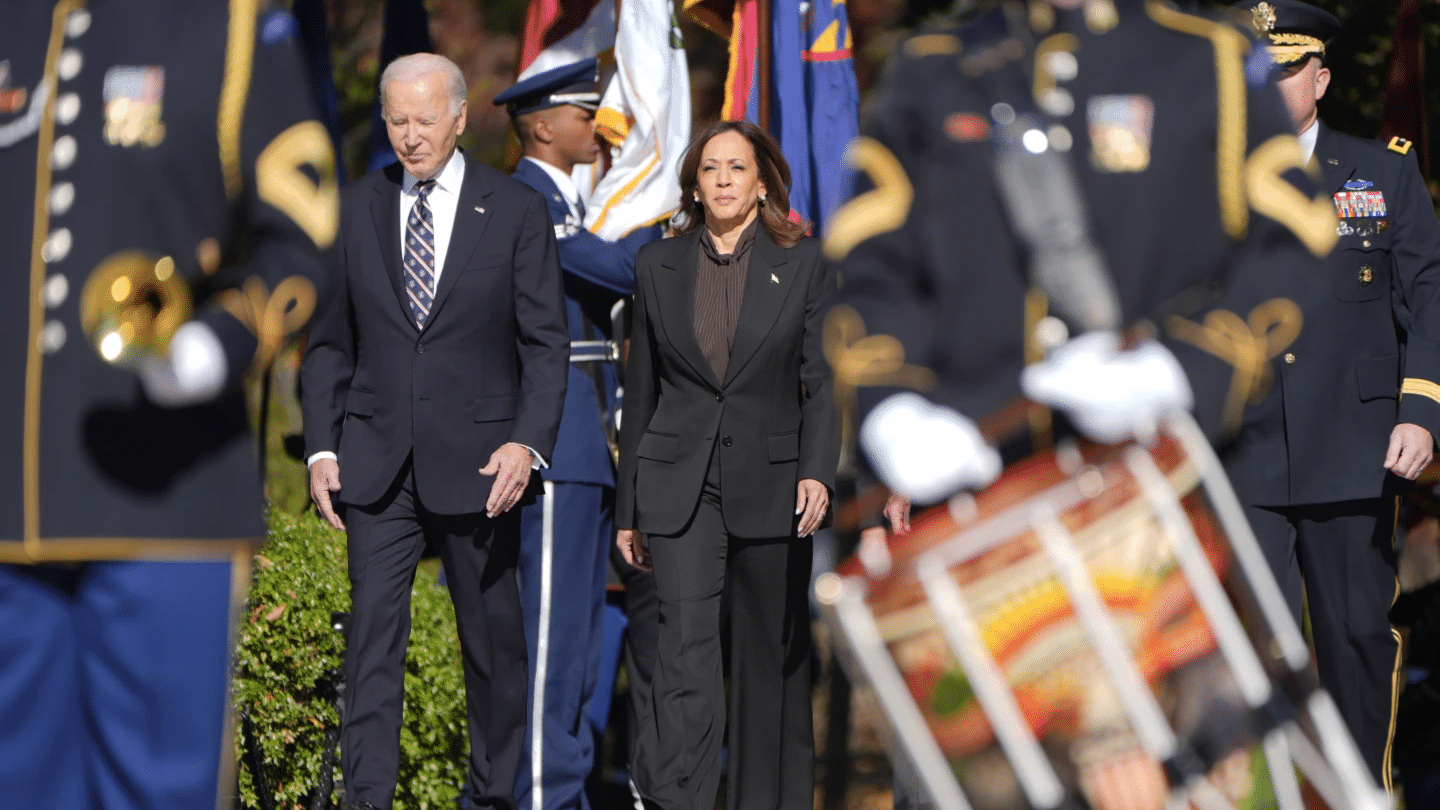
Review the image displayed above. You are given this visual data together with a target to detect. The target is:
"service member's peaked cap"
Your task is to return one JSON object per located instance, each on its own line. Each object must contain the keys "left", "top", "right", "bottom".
{"left": 493, "top": 58, "right": 601, "bottom": 117}
{"left": 1232, "top": 0, "right": 1341, "bottom": 66}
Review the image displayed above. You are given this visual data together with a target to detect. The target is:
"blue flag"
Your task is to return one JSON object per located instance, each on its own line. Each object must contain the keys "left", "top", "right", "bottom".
{"left": 799, "top": 0, "right": 860, "bottom": 233}
{"left": 367, "top": 0, "right": 435, "bottom": 172}
{"left": 749, "top": 0, "right": 859, "bottom": 235}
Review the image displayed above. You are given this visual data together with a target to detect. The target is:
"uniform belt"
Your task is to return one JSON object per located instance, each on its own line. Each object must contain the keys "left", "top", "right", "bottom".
{"left": 570, "top": 340, "right": 619, "bottom": 363}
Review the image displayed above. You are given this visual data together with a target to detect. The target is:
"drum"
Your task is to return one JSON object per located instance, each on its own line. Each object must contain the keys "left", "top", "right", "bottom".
{"left": 816, "top": 414, "right": 1385, "bottom": 810}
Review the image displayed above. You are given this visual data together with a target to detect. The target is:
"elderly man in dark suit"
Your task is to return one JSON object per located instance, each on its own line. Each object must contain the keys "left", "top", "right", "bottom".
{"left": 1227, "top": 1, "right": 1438, "bottom": 790}
{"left": 301, "top": 52, "right": 570, "bottom": 810}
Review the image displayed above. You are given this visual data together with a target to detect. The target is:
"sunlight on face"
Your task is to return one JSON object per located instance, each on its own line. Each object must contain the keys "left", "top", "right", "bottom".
{"left": 696, "top": 130, "right": 767, "bottom": 228}
{"left": 384, "top": 73, "right": 466, "bottom": 181}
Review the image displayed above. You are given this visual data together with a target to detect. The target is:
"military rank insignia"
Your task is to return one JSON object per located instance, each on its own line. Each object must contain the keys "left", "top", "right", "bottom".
{"left": 1087, "top": 94, "right": 1153, "bottom": 173}
{"left": 103, "top": 66, "right": 165, "bottom": 148}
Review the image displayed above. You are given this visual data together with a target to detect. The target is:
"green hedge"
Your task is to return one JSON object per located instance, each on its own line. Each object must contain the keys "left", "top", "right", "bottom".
{"left": 235, "top": 509, "right": 469, "bottom": 810}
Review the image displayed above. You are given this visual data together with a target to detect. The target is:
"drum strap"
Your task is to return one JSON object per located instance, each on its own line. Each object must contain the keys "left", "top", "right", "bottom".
{"left": 959, "top": 5, "right": 1123, "bottom": 336}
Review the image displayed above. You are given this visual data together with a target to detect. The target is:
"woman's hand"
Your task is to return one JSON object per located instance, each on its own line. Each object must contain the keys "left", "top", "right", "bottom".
{"left": 795, "top": 479, "right": 830, "bottom": 537}
{"left": 617, "top": 528, "right": 651, "bottom": 571}
{"left": 882, "top": 493, "right": 912, "bottom": 535}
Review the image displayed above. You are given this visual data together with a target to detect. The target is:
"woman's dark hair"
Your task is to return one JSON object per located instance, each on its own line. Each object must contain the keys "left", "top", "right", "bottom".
{"left": 672, "top": 119, "right": 808, "bottom": 248}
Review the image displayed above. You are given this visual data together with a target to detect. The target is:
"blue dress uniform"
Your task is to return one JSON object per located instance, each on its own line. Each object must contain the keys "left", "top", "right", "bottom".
{"left": 495, "top": 60, "right": 661, "bottom": 810}
{"left": 0, "top": 2, "right": 335, "bottom": 808}
{"left": 1226, "top": 0, "right": 1440, "bottom": 789}
{"left": 828, "top": 0, "right": 1331, "bottom": 466}
{"left": 827, "top": 3, "right": 1339, "bottom": 804}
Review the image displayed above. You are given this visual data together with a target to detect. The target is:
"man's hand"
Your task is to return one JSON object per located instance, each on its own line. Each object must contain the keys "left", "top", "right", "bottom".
{"left": 617, "top": 528, "right": 650, "bottom": 571}
{"left": 796, "top": 479, "right": 830, "bottom": 537}
{"left": 480, "top": 443, "right": 534, "bottom": 518}
{"left": 309, "top": 458, "right": 345, "bottom": 530}
{"left": 882, "top": 493, "right": 912, "bottom": 535}
{"left": 1385, "top": 423, "right": 1435, "bottom": 480}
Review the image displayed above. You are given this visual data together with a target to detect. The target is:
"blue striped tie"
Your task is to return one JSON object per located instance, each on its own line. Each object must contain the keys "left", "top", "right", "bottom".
{"left": 404, "top": 179, "right": 437, "bottom": 328}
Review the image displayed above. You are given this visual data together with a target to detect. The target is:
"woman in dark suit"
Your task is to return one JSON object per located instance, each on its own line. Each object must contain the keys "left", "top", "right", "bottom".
{"left": 615, "top": 119, "right": 838, "bottom": 810}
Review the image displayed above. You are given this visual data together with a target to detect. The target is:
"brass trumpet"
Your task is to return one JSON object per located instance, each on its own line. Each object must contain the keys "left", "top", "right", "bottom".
{"left": 79, "top": 251, "right": 192, "bottom": 368}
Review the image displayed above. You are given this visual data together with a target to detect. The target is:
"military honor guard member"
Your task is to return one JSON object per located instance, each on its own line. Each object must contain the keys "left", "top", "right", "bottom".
{"left": 493, "top": 59, "right": 663, "bottom": 810}
{"left": 828, "top": 1, "right": 1338, "bottom": 799}
{"left": 830, "top": 0, "right": 1333, "bottom": 500}
{"left": 0, "top": 2, "right": 338, "bottom": 808}
{"left": 301, "top": 53, "right": 570, "bottom": 810}
{"left": 1227, "top": 0, "right": 1439, "bottom": 789}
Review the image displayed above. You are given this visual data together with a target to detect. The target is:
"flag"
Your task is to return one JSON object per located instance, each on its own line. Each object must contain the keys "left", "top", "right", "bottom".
{"left": 292, "top": 0, "right": 342, "bottom": 169}
{"left": 584, "top": 0, "right": 691, "bottom": 240}
{"left": 688, "top": 0, "right": 860, "bottom": 233}
{"left": 685, "top": 0, "right": 763, "bottom": 121}
{"left": 798, "top": 0, "right": 860, "bottom": 231}
{"left": 518, "top": 0, "right": 617, "bottom": 79}
{"left": 366, "top": 0, "right": 434, "bottom": 172}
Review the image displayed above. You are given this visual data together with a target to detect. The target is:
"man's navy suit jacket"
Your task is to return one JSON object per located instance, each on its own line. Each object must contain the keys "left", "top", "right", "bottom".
{"left": 302, "top": 156, "right": 571, "bottom": 515}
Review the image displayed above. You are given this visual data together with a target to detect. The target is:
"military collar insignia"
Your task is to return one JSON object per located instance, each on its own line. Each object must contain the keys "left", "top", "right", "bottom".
{"left": 1251, "top": 2, "right": 1277, "bottom": 34}
{"left": 1343, "top": 179, "right": 1373, "bottom": 190}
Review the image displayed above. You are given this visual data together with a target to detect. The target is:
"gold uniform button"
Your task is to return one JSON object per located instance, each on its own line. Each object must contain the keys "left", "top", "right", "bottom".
{"left": 1284, "top": 353, "right": 1296, "bottom": 364}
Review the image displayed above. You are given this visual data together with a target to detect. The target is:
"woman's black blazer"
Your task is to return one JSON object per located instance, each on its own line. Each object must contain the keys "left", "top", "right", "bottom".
{"left": 615, "top": 226, "right": 838, "bottom": 539}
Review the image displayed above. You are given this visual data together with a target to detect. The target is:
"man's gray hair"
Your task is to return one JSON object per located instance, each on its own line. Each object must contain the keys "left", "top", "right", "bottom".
{"left": 380, "top": 53, "right": 467, "bottom": 116}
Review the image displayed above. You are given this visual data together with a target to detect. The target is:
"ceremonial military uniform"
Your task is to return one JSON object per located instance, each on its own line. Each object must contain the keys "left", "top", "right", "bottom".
{"left": 0, "top": 1, "right": 336, "bottom": 807}
{"left": 828, "top": 0, "right": 1331, "bottom": 466}
{"left": 496, "top": 61, "right": 661, "bottom": 810}
{"left": 829, "top": 3, "right": 1351, "bottom": 805}
{"left": 1225, "top": 0, "right": 1440, "bottom": 788}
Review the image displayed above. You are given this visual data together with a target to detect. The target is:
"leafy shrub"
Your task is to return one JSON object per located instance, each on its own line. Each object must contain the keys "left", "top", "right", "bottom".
{"left": 235, "top": 509, "right": 468, "bottom": 809}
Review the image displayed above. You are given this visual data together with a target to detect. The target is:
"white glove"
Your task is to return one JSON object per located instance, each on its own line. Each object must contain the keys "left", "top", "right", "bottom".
{"left": 861, "top": 393, "right": 1002, "bottom": 503}
{"left": 1021, "top": 331, "right": 1193, "bottom": 444}
{"left": 138, "top": 321, "right": 228, "bottom": 407}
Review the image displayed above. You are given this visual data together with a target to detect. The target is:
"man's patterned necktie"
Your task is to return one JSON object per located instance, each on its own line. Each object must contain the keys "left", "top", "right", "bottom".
{"left": 404, "top": 179, "right": 437, "bottom": 328}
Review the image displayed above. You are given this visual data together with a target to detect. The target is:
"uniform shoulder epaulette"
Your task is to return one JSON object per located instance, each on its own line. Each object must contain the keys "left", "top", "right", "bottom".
{"left": 1388, "top": 136, "right": 1413, "bottom": 155}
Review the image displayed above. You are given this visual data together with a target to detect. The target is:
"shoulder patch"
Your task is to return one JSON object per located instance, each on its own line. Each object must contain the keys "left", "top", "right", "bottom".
{"left": 903, "top": 34, "right": 961, "bottom": 59}
{"left": 260, "top": 9, "right": 297, "bottom": 46}
{"left": 1388, "top": 136, "right": 1413, "bottom": 155}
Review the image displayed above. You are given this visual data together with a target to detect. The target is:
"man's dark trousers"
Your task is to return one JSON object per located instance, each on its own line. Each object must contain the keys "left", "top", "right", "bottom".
{"left": 1244, "top": 499, "right": 1401, "bottom": 785}
{"left": 342, "top": 458, "right": 528, "bottom": 810}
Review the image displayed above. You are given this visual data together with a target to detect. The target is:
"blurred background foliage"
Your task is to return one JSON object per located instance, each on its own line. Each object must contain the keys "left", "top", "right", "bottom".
{"left": 235, "top": 509, "right": 468, "bottom": 809}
